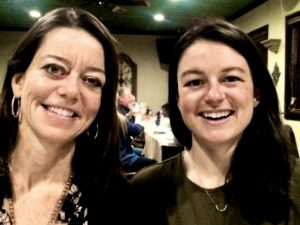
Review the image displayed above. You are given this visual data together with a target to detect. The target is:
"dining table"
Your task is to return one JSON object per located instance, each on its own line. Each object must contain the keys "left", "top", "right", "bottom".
{"left": 139, "top": 116, "right": 183, "bottom": 162}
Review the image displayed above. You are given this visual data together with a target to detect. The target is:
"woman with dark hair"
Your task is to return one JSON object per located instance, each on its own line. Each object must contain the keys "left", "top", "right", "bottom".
{"left": 131, "top": 17, "right": 300, "bottom": 225}
{"left": 0, "top": 7, "right": 138, "bottom": 224}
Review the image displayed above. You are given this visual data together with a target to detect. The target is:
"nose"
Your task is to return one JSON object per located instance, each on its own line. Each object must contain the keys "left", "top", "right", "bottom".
{"left": 203, "top": 82, "right": 225, "bottom": 106}
{"left": 57, "top": 74, "right": 80, "bottom": 103}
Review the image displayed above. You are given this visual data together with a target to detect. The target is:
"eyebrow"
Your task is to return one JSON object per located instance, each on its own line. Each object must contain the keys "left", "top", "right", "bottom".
{"left": 180, "top": 66, "right": 247, "bottom": 77}
{"left": 43, "top": 54, "right": 70, "bottom": 65}
{"left": 85, "top": 66, "right": 105, "bottom": 74}
{"left": 43, "top": 55, "right": 105, "bottom": 74}
{"left": 179, "top": 68, "right": 204, "bottom": 78}
{"left": 222, "top": 66, "right": 247, "bottom": 74}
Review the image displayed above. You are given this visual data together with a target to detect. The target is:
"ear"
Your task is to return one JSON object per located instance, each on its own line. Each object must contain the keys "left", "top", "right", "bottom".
{"left": 11, "top": 73, "right": 24, "bottom": 97}
{"left": 253, "top": 98, "right": 259, "bottom": 107}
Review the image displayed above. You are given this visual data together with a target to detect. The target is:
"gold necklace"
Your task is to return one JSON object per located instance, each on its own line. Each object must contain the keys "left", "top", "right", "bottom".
{"left": 8, "top": 173, "right": 73, "bottom": 225}
{"left": 186, "top": 151, "right": 228, "bottom": 212}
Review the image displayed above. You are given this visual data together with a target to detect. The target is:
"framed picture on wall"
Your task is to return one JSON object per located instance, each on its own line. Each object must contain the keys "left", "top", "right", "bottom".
{"left": 118, "top": 53, "right": 137, "bottom": 96}
{"left": 285, "top": 12, "right": 300, "bottom": 120}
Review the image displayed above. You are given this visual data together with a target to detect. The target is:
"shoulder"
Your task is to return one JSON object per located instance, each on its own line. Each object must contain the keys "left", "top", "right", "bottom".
{"left": 89, "top": 175, "right": 140, "bottom": 225}
{"left": 126, "top": 120, "right": 143, "bottom": 133}
{"left": 289, "top": 157, "right": 300, "bottom": 214}
{"left": 130, "top": 154, "right": 182, "bottom": 224}
{"left": 89, "top": 175, "right": 133, "bottom": 203}
{"left": 290, "top": 156, "right": 300, "bottom": 188}
{"left": 290, "top": 156, "right": 300, "bottom": 184}
{"left": 131, "top": 153, "right": 182, "bottom": 188}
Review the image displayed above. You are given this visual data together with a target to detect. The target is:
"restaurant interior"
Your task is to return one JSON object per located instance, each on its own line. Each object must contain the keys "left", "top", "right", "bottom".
{"left": 0, "top": 0, "right": 299, "bottom": 159}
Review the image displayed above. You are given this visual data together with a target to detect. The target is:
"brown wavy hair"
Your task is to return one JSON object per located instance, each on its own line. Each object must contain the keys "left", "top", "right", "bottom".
{"left": 168, "top": 17, "right": 291, "bottom": 224}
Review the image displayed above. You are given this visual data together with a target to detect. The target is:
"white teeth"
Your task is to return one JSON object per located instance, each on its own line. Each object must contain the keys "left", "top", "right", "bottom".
{"left": 48, "top": 106, "right": 74, "bottom": 117}
{"left": 202, "top": 111, "right": 230, "bottom": 119}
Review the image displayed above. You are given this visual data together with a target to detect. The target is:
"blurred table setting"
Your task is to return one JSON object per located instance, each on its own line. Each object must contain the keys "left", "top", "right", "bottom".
{"left": 137, "top": 112, "right": 183, "bottom": 162}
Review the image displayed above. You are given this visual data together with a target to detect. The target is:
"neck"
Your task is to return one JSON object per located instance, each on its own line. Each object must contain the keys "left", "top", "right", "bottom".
{"left": 9, "top": 143, "right": 74, "bottom": 191}
{"left": 183, "top": 145, "right": 232, "bottom": 189}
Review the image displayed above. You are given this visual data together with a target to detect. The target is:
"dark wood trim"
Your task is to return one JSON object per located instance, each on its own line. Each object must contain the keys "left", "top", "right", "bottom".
{"left": 285, "top": 11, "right": 300, "bottom": 120}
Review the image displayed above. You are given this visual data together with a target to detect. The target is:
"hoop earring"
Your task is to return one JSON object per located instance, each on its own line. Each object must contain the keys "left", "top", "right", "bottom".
{"left": 11, "top": 96, "right": 20, "bottom": 118}
{"left": 87, "top": 124, "right": 99, "bottom": 140}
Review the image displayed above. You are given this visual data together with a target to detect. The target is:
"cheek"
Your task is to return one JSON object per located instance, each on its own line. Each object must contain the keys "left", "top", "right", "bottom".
{"left": 22, "top": 67, "right": 56, "bottom": 91}
{"left": 237, "top": 89, "right": 255, "bottom": 109}
{"left": 177, "top": 91, "right": 198, "bottom": 114}
{"left": 233, "top": 90, "right": 255, "bottom": 124}
{"left": 21, "top": 79, "right": 50, "bottom": 102}
{"left": 88, "top": 93, "right": 102, "bottom": 117}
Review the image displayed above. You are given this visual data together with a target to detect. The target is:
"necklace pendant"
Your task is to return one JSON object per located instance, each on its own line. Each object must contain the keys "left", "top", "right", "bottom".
{"left": 7, "top": 172, "right": 73, "bottom": 225}
{"left": 215, "top": 204, "right": 228, "bottom": 212}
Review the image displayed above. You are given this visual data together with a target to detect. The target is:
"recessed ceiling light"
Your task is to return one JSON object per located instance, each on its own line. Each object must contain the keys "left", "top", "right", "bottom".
{"left": 154, "top": 13, "right": 165, "bottom": 22}
{"left": 29, "top": 10, "right": 41, "bottom": 18}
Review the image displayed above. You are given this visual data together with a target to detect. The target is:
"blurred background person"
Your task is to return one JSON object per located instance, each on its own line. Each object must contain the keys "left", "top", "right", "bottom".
{"left": 118, "top": 112, "right": 157, "bottom": 174}
{"left": 161, "top": 103, "right": 170, "bottom": 118}
{"left": 117, "top": 86, "right": 136, "bottom": 122}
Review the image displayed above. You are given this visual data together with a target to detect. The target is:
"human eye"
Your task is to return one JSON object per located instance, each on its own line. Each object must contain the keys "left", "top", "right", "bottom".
{"left": 222, "top": 76, "right": 242, "bottom": 83}
{"left": 183, "top": 79, "right": 204, "bottom": 87}
{"left": 82, "top": 76, "right": 103, "bottom": 88}
{"left": 43, "top": 64, "right": 66, "bottom": 76}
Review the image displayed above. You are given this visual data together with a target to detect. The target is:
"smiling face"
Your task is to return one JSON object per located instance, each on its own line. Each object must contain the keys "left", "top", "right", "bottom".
{"left": 177, "top": 40, "right": 258, "bottom": 148}
{"left": 11, "top": 27, "right": 106, "bottom": 145}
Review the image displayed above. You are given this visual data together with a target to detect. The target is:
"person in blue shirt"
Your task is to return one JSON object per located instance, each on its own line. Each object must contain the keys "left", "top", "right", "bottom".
{"left": 118, "top": 112, "right": 156, "bottom": 172}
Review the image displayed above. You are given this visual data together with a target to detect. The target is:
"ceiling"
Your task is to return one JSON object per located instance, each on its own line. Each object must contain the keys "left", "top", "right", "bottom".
{"left": 0, "top": 0, "right": 266, "bottom": 35}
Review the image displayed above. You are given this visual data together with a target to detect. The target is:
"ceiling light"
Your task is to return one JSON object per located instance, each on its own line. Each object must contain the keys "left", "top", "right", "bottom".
{"left": 29, "top": 10, "right": 41, "bottom": 18}
{"left": 154, "top": 13, "right": 164, "bottom": 22}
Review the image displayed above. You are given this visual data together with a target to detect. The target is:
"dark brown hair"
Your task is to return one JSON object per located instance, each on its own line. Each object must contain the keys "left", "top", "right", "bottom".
{"left": 168, "top": 17, "right": 291, "bottom": 224}
{"left": 0, "top": 7, "right": 120, "bottom": 192}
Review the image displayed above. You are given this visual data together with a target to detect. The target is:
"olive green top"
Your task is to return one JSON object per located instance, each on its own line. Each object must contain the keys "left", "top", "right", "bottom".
{"left": 131, "top": 153, "right": 300, "bottom": 225}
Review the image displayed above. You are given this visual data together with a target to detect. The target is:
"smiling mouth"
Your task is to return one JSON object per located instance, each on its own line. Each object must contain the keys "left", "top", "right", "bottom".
{"left": 199, "top": 111, "right": 234, "bottom": 120}
{"left": 43, "top": 105, "right": 78, "bottom": 118}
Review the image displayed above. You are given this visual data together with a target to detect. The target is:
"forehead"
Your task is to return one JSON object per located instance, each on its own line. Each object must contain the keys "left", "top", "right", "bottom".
{"left": 36, "top": 27, "right": 104, "bottom": 58}
{"left": 182, "top": 40, "right": 242, "bottom": 58}
{"left": 122, "top": 89, "right": 132, "bottom": 96}
{"left": 178, "top": 40, "right": 250, "bottom": 71}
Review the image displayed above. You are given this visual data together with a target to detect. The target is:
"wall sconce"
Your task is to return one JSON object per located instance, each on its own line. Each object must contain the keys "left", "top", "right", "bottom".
{"left": 260, "top": 39, "right": 281, "bottom": 53}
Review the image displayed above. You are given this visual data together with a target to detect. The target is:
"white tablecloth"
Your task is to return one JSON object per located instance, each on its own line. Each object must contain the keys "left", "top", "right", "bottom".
{"left": 143, "top": 125, "right": 181, "bottom": 162}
